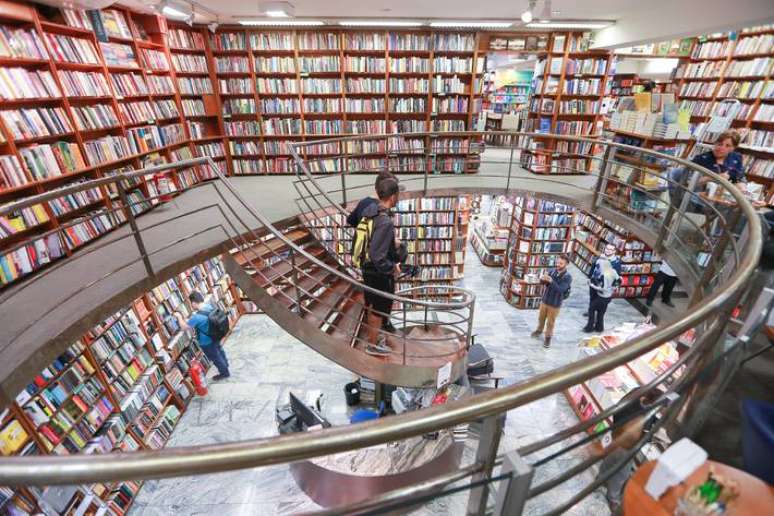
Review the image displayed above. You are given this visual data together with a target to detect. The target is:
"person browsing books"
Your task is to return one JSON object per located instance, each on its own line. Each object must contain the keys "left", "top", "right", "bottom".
{"left": 174, "top": 291, "right": 230, "bottom": 381}
{"left": 354, "top": 177, "right": 402, "bottom": 356}
{"left": 584, "top": 244, "right": 622, "bottom": 317}
{"left": 346, "top": 171, "right": 403, "bottom": 227}
{"left": 584, "top": 258, "right": 620, "bottom": 333}
{"left": 646, "top": 260, "right": 678, "bottom": 308}
{"left": 531, "top": 254, "right": 572, "bottom": 349}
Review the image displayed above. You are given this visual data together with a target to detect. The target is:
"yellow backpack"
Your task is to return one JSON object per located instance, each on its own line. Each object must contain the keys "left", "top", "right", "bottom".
{"left": 352, "top": 216, "right": 374, "bottom": 269}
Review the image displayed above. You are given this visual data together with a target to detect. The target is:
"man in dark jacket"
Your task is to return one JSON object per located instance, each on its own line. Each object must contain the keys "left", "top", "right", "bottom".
{"left": 531, "top": 254, "right": 572, "bottom": 348}
{"left": 346, "top": 171, "right": 399, "bottom": 227}
{"left": 361, "top": 177, "right": 402, "bottom": 356}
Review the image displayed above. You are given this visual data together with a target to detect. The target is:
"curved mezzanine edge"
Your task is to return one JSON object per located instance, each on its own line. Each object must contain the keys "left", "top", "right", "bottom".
{"left": 0, "top": 141, "right": 761, "bottom": 486}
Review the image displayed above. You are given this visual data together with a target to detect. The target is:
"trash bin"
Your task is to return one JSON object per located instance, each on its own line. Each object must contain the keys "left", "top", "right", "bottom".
{"left": 344, "top": 382, "right": 360, "bottom": 406}
{"left": 742, "top": 398, "right": 774, "bottom": 484}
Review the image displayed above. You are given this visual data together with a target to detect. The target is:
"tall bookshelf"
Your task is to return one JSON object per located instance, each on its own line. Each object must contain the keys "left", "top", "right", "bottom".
{"left": 572, "top": 211, "right": 660, "bottom": 298}
{"left": 521, "top": 32, "right": 615, "bottom": 175}
{"left": 0, "top": 255, "right": 243, "bottom": 514}
{"left": 675, "top": 25, "right": 773, "bottom": 196}
{"left": 469, "top": 195, "right": 511, "bottom": 266}
{"left": 499, "top": 195, "right": 574, "bottom": 309}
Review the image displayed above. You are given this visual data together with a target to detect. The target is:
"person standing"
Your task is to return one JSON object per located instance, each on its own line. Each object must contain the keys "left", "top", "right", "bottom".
{"left": 584, "top": 258, "right": 620, "bottom": 333}
{"left": 584, "top": 244, "right": 622, "bottom": 317}
{"left": 531, "top": 254, "right": 572, "bottom": 349}
{"left": 355, "top": 177, "right": 402, "bottom": 356}
{"left": 174, "top": 291, "right": 231, "bottom": 381}
{"left": 646, "top": 260, "right": 678, "bottom": 308}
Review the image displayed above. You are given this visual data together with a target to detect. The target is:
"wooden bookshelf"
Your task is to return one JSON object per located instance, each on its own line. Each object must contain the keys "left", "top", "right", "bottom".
{"left": 499, "top": 195, "right": 574, "bottom": 309}
{"left": 572, "top": 210, "right": 660, "bottom": 298}
{"left": 1, "top": 255, "right": 241, "bottom": 514}
{"left": 469, "top": 196, "right": 511, "bottom": 266}
{"left": 674, "top": 25, "right": 773, "bottom": 195}
{"left": 521, "top": 32, "right": 615, "bottom": 175}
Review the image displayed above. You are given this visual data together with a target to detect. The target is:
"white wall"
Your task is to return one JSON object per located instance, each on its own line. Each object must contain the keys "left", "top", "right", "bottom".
{"left": 615, "top": 57, "right": 680, "bottom": 80}
{"left": 593, "top": 0, "right": 774, "bottom": 49}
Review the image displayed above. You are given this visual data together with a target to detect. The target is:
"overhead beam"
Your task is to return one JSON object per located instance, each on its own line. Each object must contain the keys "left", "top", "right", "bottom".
{"left": 592, "top": 0, "right": 774, "bottom": 49}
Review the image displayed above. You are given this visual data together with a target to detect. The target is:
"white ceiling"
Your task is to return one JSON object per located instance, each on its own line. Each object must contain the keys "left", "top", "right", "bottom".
{"left": 148, "top": 0, "right": 651, "bottom": 22}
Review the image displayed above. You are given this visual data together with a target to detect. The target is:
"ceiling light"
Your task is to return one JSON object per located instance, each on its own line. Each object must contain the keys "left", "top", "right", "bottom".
{"left": 429, "top": 21, "right": 512, "bottom": 28}
{"left": 159, "top": 1, "right": 191, "bottom": 19}
{"left": 338, "top": 20, "right": 423, "bottom": 27}
{"left": 521, "top": 0, "right": 536, "bottom": 23}
{"left": 526, "top": 21, "right": 613, "bottom": 29}
{"left": 239, "top": 19, "right": 324, "bottom": 26}
{"left": 260, "top": 2, "right": 295, "bottom": 18}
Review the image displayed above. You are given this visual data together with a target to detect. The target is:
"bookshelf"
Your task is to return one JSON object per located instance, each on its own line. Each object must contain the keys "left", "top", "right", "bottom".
{"left": 2, "top": 255, "right": 243, "bottom": 514}
{"left": 564, "top": 322, "right": 688, "bottom": 451}
{"left": 469, "top": 195, "right": 511, "bottom": 266}
{"left": 572, "top": 210, "right": 660, "bottom": 298}
{"left": 675, "top": 25, "right": 773, "bottom": 196}
{"left": 392, "top": 195, "right": 471, "bottom": 297}
{"left": 521, "top": 32, "right": 615, "bottom": 175}
{"left": 499, "top": 195, "right": 574, "bottom": 309}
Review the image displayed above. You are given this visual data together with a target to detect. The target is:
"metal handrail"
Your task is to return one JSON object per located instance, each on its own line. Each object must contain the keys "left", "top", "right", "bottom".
{"left": 0, "top": 132, "right": 762, "bottom": 494}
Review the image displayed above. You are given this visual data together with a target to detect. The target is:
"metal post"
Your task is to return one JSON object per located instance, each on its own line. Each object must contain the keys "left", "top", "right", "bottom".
{"left": 340, "top": 169, "right": 348, "bottom": 209}
{"left": 591, "top": 145, "right": 616, "bottom": 211}
{"left": 467, "top": 414, "right": 504, "bottom": 516}
{"left": 466, "top": 299, "right": 476, "bottom": 350}
{"left": 288, "top": 248, "right": 303, "bottom": 313}
{"left": 505, "top": 144, "right": 515, "bottom": 195}
{"left": 688, "top": 209, "right": 741, "bottom": 307}
{"left": 117, "top": 179, "right": 154, "bottom": 277}
{"left": 493, "top": 451, "right": 534, "bottom": 516}
{"left": 668, "top": 170, "right": 700, "bottom": 247}
{"left": 402, "top": 302, "right": 408, "bottom": 366}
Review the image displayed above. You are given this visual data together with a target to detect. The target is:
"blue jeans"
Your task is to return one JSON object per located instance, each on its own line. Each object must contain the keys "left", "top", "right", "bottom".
{"left": 201, "top": 341, "right": 230, "bottom": 376}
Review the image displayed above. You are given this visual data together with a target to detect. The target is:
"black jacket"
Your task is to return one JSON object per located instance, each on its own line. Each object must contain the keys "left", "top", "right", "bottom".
{"left": 361, "top": 202, "right": 397, "bottom": 275}
{"left": 347, "top": 197, "right": 378, "bottom": 227}
{"left": 541, "top": 268, "right": 572, "bottom": 308}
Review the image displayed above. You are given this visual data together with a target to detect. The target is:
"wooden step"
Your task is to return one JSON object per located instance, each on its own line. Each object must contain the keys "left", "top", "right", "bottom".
{"left": 327, "top": 292, "right": 365, "bottom": 345}
{"left": 231, "top": 229, "right": 313, "bottom": 266}
{"left": 275, "top": 267, "right": 338, "bottom": 309}
{"left": 301, "top": 279, "right": 352, "bottom": 328}
{"left": 254, "top": 247, "right": 327, "bottom": 287}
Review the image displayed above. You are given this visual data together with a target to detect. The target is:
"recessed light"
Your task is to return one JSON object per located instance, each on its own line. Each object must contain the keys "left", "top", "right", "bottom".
{"left": 339, "top": 20, "right": 424, "bottom": 27}
{"left": 260, "top": 1, "right": 295, "bottom": 18}
{"left": 539, "top": 20, "right": 550, "bottom": 24}
{"left": 265, "top": 10, "right": 289, "bottom": 17}
{"left": 239, "top": 19, "right": 324, "bottom": 26}
{"left": 430, "top": 21, "right": 512, "bottom": 28}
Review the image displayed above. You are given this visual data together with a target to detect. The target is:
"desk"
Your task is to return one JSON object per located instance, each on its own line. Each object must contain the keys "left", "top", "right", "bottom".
{"left": 623, "top": 460, "right": 774, "bottom": 516}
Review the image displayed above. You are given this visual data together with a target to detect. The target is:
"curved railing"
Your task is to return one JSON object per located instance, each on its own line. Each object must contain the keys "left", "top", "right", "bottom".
{"left": 0, "top": 131, "right": 764, "bottom": 516}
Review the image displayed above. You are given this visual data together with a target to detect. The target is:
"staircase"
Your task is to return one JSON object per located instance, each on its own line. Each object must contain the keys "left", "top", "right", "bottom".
{"left": 224, "top": 219, "right": 472, "bottom": 388}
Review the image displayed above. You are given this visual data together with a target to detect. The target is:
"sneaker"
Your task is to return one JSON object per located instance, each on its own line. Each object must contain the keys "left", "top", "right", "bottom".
{"left": 365, "top": 344, "right": 391, "bottom": 356}
{"left": 543, "top": 337, "right": 551, "bottom": 348}
{"left": 212, "top": 374, "right": 230, "bottom": 382}
{"left": 530, "top": 331, "right": 542, "bottom": 339}
{"left": 663, "top": 300, "right": 675, "bottom": 307}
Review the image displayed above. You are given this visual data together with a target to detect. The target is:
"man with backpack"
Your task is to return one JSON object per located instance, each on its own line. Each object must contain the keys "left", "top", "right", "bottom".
{"left": 531, "top": 254, "right": 572, "bottom": 349}
{"left": 174, "top": 291, "right": 231, "bottom": 381}
{"left": 352, "top": 177, "right": 404, "bottom": 356}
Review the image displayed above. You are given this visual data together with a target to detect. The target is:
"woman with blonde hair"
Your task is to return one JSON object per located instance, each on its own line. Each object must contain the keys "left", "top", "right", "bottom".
{"left": 584, "top": 257, "right": 620, "bottom": 333}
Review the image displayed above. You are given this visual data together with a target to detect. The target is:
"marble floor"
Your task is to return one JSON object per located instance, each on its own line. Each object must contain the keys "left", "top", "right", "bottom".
{"left": 130, "top": 239, "right": 647, "bottom": 516}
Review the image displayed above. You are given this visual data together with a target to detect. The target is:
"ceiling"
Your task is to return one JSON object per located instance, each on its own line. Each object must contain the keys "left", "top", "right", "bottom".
{"left": 133, "top": 0, "right": 650, "bottom": 23}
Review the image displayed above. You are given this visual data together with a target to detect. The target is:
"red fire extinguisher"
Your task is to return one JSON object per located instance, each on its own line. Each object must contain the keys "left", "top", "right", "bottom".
{"left": 152, "top": 171, "right": 174, "bottom": 203}
{"left": 189, "top": 359, "right": 208, "bottom": 396}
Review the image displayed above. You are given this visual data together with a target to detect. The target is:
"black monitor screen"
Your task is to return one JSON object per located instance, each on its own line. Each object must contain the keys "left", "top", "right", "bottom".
{"left": 289, "top": 392, "right": 331, "bottom": 429}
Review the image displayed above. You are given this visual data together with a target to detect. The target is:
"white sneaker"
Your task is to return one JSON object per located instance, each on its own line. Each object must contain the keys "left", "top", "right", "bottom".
{"left": 366, "top": 344, "right": 390, "bottom": 356}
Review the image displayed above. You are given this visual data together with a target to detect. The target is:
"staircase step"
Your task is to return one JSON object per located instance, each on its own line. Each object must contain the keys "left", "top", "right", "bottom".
{"left": 275, "top": 267, "right": 338, "bottom": 309}
{"left": 301, "top": 279, "right": 352, "bottom": 328}
{"left": 328, "top": 292, "right": 365, "bottom": 346}
{"left": 254, "top": 247, "right": 327, "bottom": 287}
{"left": 232, "top": 229, "right": 312, "bottom": 266}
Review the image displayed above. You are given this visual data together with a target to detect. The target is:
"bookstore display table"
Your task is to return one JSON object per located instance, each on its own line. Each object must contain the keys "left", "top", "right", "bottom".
{"left": 623, "top": 460, "right": 774, "bottom": 516}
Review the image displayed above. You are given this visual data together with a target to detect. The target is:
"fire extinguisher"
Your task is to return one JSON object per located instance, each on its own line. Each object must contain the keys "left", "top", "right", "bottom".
{"left": 189, "top": 359, "right": 208, "bottom": 396}
{"left": 152, "top": 171, "right": 174, "bottom": 203}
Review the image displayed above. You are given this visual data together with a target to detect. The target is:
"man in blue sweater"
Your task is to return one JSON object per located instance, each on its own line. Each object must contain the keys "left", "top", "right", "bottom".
{"left": 174, "top": 291, "right": 231, "bottom": 381}
{"left": 531, "top": 254, "right": 573, "bottom": 349}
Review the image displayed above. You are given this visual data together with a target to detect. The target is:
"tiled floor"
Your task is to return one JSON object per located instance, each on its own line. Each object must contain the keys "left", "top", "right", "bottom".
{"left": 130, "top": 234, "right": 647, "bottom": 515}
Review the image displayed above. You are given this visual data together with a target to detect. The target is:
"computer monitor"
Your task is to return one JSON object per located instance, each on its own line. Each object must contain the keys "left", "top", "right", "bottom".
{"left": 289, "top": 392, "right": 331, "bottom": 429}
